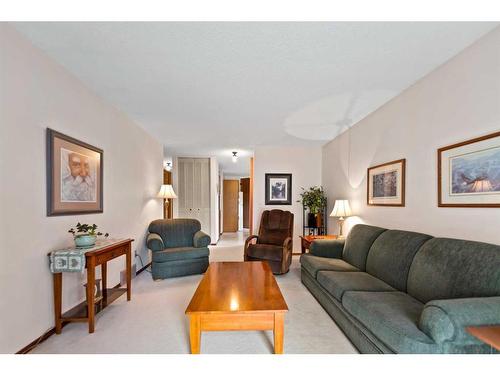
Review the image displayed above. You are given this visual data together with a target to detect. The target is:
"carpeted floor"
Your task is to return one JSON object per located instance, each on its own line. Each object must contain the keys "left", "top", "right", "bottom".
{"left": 31, "top": 232, "right": 357, "bottom": 354}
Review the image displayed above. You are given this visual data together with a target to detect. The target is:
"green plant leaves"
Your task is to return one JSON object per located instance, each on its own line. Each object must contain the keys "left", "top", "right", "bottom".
{"left": 68, "top": 223, "right": 109, "bottom": 238}
{"left": 297, "top": 186, "right": 327, "bottom": 214}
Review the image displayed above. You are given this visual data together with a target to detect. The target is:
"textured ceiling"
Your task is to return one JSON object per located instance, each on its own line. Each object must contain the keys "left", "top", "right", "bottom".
{"left": 13, "top": 22, "right": 498, "bottom": 175}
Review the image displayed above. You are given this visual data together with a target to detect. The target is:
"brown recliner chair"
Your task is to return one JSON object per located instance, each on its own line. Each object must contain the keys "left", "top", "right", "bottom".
{"left": 244, "top": 209, "right": 294, "bottom": 274}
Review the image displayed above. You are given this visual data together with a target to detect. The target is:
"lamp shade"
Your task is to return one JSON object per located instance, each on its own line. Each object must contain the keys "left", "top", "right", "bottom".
{"left": 158, "top": 184, "right": 177, "bottom": 199}
{"left": 330, "top": 199, "right": 352, "bottom": 218}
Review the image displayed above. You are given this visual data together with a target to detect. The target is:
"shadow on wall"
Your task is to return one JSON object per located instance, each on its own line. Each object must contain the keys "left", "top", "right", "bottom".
{"left": 283, "top": 90, "right": 396, "bottom": 143}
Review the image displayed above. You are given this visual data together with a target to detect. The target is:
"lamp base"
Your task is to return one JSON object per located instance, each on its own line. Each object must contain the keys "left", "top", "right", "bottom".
{"left": 337, "top": 217, "right": 345, "bottom": 238}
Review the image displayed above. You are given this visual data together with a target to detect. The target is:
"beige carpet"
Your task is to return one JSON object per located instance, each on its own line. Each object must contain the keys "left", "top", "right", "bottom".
{"left": 31, "top": 232, "right": 357, "bottom": 354}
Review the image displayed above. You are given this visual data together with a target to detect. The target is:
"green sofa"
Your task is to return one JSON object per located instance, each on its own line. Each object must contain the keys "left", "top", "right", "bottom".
{"left": 146, "top": 219, "right": 210, "bottom": 280}
{"left": 300, "top": 224, "right": 500, "bottom": 354}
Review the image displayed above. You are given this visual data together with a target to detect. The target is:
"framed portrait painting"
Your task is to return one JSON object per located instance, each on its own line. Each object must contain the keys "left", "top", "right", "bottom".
{"left": 438, "top": 131, "right": 500, "bottom": 207}
{"left": 265, "top": 173, "right": 292, "bottom": 205}
{"left": 367, "top": 159, "right": 406, "bottom": 206}
{"left": 46, "top": 128, "right": 103, "bottom": 216}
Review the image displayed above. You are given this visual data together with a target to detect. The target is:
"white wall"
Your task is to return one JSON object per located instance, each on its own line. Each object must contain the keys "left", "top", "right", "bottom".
{"left": 253, "top": 146, "right": 322, "bottom": 252}
{"left": 322, "top": 27, "right": 500, "bottom": 244}
{"left": 0, "top": 25, "right": 163, "bottom": 353}
{"left": 219, "top": 170, "right": 224, "bottom": 235}
{"left": 209, "top": 157, "right": 220, "bottom": 243}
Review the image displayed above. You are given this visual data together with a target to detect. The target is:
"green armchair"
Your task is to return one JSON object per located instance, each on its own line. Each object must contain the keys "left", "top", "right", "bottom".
{"left": 146, "top": 219, "right": 210, "bottom": 280}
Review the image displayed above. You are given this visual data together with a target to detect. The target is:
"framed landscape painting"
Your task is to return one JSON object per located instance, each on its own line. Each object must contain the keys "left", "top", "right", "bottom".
{"left": 367, "top": 159, "right": 406, "bottom": 206}
{"left": 438, "top": 131, "right": 500, "bottom": 207}
{"left": 265, "top": 173, "right": 292, "bottom": 205}
{"left": 46, "top": 128, "right": 103, "bottom": 216}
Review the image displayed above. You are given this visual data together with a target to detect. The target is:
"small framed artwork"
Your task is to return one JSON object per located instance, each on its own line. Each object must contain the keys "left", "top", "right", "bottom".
{"left": 46, "top": 128, "right": 103, "bottom": 216}
{"left": 367, "top": 159, "right": 406, "bottom": 206}
{"left": 265, "top": 173, "right": 292, "bottom": 205}
{"left": 438, "top": 131, "right": 500, "bottom": 207}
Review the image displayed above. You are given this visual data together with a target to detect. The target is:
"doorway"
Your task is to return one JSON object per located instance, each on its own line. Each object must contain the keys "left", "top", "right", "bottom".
{"left": 240, "top": 177, "right": 250, "bottom": 229}
{"left": 163, "top": 169, "right": 173, "bottom": 219}
{"left": 223, "top": 179, "right": 239, "bottom": 232}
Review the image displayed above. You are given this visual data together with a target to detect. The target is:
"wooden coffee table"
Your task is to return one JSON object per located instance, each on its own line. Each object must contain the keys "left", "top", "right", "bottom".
{"left": 185, "top": 261, "right": 289, "bottom": 354}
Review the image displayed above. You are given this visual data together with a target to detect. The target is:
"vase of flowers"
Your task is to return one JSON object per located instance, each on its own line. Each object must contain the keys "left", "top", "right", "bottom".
{"left": 69, "top": 223, "right": 109, "bottom": 248}
{"left": 298, "top": 186, "right": 327, "bottom": 228}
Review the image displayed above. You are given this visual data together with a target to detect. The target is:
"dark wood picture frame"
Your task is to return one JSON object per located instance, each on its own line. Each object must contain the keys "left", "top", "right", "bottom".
{"left": 367, "top": 158, "right": 406, "bottom": 207}
{"left": 265, "top": 173, "right": 292, "bottom": 205}
{"left": 438, "top": 131, "right": 500, "bottom": 208}
{"left": 46, "top": 128, "right": 104, "bottom": 216}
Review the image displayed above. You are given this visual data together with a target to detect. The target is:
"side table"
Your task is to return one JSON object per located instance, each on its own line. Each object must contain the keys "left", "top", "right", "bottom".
{"left": 466, "top": 325, "right": 500, "bottom": 352}
{"left": 298, "top": 235, "right": 338, "bottom": 255}
{"left": 50, "top": 238, "right": 134, "bottom": 334}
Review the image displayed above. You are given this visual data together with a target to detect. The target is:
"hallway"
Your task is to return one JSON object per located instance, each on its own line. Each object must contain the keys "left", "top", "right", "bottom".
{"left": 209, "top": 230, "right": 249, "bottom": 262}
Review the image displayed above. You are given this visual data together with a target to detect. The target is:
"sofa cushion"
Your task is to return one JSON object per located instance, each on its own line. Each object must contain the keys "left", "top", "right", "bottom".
{"left": 148, "top": 219, "right": 200, "bottom": 248}
{"left": 152, "top": 246, "right": 209, "bottom": 263}
{"left": 300, "top": 254, "right": 358, "bottom": 278}
{"left": 343, "top": 224, "right": 386, "bottom": 271}
{"left": 366, "top": 229, "right": 432, "bottom": 292}
{"left": 342, "top": 291, "right": 438, "bottom": 353}
{"left": 317, "top": 271, "right": 396, "bottom": 301}
{"left": 257, "top": 209, "right": 293, "bottom": 246}
{"left": 247, "top": 243, "right": 283, "bottom": 261}
{"left": 407, "top": 238, "right": 500, "bottom": 303}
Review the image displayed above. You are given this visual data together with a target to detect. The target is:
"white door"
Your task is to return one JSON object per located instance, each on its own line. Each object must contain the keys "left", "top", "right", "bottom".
{"left": 177, "top": 158, "right": 211, "bottom": 235}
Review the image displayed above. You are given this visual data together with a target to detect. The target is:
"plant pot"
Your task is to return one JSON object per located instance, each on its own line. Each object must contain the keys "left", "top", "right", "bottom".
{"left": 74, "top": 234, "right": 97, "bottom": 248}
{"left": 307, "top": 212, "right": 317, "bottom": 228}
{"left": 316, "top": 213, "right": 323, "bottom": 228}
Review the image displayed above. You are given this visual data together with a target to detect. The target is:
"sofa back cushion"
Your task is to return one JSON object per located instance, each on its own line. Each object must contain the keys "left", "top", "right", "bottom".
{"left": 407, "top": 238, "right": 500, "bottom": 303}
{"left": 258, "top": 209, "right": 294, "bottom": 246}
{"left": 148, "top": 219, "right": 201, "bottom": 248}
{"left": 343, "top": 224, "right": 386, "bottom": 270}
{"left": 366, "top": 230, "right": 433, "bottom": 292}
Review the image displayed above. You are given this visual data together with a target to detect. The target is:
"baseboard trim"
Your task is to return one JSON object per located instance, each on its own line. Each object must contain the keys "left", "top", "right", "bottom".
{"left": 16, "top": 262, "right": 151, "bottom": 354}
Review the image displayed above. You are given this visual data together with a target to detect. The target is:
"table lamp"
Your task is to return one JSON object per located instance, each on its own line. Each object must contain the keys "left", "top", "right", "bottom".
{"left": 158, "top": 184, "right": 177, "bottom": 215}
{"left": 330, "top": 199, "right": 352, "bottom": 238}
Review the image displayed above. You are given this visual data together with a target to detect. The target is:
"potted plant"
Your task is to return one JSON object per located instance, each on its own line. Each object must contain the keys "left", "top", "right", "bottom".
{"left": 298, "top": 186, "right": 327, "bottom": 228}
{"left": 68, "top": 222, "right": 109, "bottom": 248}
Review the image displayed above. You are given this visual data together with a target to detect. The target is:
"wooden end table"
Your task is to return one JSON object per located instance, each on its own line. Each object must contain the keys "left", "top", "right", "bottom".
{"left": 50, "top": 238, "right": 134, "bottom": 334}
{"left": 299, "top": 235, "right": 338, "bottom": 254}
{"left": 185, "top": 261, "right": 288, "bottom": 354}
{"left": 466, "top": 325, "right": 500, "bottom": 352}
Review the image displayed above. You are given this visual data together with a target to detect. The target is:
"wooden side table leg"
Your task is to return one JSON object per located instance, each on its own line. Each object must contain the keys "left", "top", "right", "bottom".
{"left": 189, "top": 314, "right": 201, "bottom": 354}
{"left": 53, "top": 272, "right": 62, "bottom": 334}
{"left": 126, "top": 244, "right": 132, "bottom": 301}
{"left": 274, "top": 312, "right": 284, "bottom": 354}
{"left": 86, "top": 261, "right": 96, "bottom": 333}
{"left": 101, "top": 262, "right": 107, "bottom": 303}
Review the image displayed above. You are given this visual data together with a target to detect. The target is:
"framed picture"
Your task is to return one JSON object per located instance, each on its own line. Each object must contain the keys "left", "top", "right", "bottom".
{"left": 46, "top": 128, "right": 103, "bottom": 216}
{"left": 265, "top": 173, "right": 292, "bottom": 205}
{"left": 438, "top": 131, "right": 500, "bottom": 207}
{"left": 367, "top": 159, "right": 406, "bottom": 206}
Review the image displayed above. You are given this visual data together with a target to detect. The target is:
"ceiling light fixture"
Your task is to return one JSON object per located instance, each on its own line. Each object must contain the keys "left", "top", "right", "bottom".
{"left": 232, "top": 151, "right": 238, "bottom": 163}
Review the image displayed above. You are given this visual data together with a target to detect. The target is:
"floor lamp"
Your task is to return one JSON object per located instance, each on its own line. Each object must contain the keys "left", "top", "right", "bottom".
{"left": 158, "top": 184, "right": 177, "bottom": 218}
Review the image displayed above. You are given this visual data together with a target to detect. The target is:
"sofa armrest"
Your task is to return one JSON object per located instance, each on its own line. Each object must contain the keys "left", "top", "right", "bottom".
{"left": 244, "top": 235, "right": 258, "bottom": 259}
{"left": 146, "top": 233, "right": 164, "bottom": 252}
{"left": 193, "top": 231, "right": 211, "bottom": 248}
{"left": 283, "top": 237, "right": 293, "bottom": 250}
{"left": 419, "top": 296, "right": 500, "bottom": 344}
{"left": 309, "top": 239, "right": 345, "bottom": 259}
